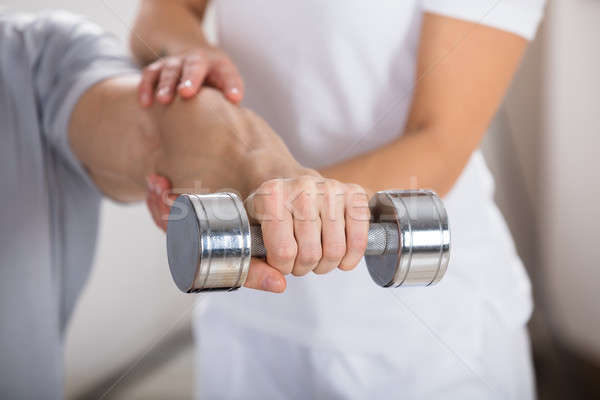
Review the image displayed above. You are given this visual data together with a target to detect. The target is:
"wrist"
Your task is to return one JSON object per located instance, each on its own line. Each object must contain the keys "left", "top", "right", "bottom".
{"left": 241, "top": 157, "right": 319, "bottom": 198}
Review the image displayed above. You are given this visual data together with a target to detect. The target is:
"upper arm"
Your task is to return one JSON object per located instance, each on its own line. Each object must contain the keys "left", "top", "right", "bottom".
{"left": 12, "top": 11, "right": 137, "bottom": 193}
{"left": 405, "top": 13, "right": 528, "bottom": 160}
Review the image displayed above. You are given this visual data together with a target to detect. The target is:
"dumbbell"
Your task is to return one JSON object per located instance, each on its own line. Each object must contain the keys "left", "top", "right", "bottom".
{"left": 166, "top": 190, "right": 450, "bottom": 293}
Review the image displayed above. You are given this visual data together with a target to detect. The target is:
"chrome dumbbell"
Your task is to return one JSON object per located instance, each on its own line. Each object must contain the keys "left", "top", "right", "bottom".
{"left": 166, "top": 190, "right": 450, "bottom": 293}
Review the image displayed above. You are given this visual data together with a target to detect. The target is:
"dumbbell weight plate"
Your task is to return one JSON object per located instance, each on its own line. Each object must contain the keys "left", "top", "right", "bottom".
{"left": 366, "top": 190, "right": 450, "bottom": 287}
{"left": 167, "top": 193, "right": 251, "bottom": 293}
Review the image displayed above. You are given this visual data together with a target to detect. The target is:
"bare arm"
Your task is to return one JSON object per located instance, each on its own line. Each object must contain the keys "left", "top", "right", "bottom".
{"left": 321, "top": 14, "right": 528, "bottom": 197}
{"left": 68, "top": 75, "right": 308, "bottom": 203}
{"left": 68, "top": 76, "right": 369, "bottom": 292}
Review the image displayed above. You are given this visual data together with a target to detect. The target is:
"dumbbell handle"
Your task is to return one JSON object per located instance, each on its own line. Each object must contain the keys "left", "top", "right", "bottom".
{"left": 250, "top": 222, "right": 399, "bottom": 257}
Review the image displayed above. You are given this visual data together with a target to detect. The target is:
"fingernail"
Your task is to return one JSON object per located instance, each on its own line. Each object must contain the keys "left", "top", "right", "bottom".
{"left": 181, "top": 79, "right": 193, "bottom": 88}
{"left": 263, "top": 276, "right": 284, "bottom": 292}
{"left": 229, "top": 87, "right": 240, "bottom": 95}
{"left": 141, "top": 92, "right": 150, "bottom": 105}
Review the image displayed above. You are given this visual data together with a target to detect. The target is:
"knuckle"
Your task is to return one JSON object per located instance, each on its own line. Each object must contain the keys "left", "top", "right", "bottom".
{"left": 346, "top": 188, "right": 371, "bottom": 221}
{"left": 272, "top": 241, "right": 297, "bottom": 263}
{"left": 348, "top": 234, "right": 368, "bottom": 253}
{"left": 258, "top": 181, "right": 285, "bottom": 209}
{"left": 325, "top": 178, "right": 342, "bottom": 190}
{"left": 185, "top": 51, "right": 205, "bottom": 63}
{"left": 164, "top": 57, "right": 182, "bottom": 69}
{"left": 145, "top": 62, "right": 162, "bottom": 73}
{"left": 292, "top": 201, "right": 317, "bottom": 222}
{"left": 323, "top": 180, "right": 345, "bottom": 202}
{"left": 346, "top": 184, "right": 368, "bottom": 201}
{"left": 160, "top": 69, "right": 178, "bottom": 82}
{"left": 295, "top": 175, "right": 317, "bottom": 191}
{"left": 297, "top": 244, "right": 322, "bottom": 266}
{"left": 183, "top": 62, "right": 206, "bottom": 75}
{"left": 322, "top": 241, "right": 346, "bottom": 261}
{"left": 346, "top": 183, "right": 366, "bottom": 194}
{"left": 349, "top": 205, "right": 370, "bottom": 221}
{"left": 260, "top": 179, "right": 282, "bottom": 194}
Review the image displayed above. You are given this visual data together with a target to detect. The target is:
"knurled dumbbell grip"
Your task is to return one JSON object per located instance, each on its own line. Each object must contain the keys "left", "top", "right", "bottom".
{"left": 250, "top": 222, "right": 399, "bottom": 257}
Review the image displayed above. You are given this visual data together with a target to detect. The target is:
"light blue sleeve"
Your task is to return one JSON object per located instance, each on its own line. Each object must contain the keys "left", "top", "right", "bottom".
{"left": 421, "top": 0, "right": 546, "bottom": 40}
{"left": 28, "top": 11, "right": 139, "bottom": 186}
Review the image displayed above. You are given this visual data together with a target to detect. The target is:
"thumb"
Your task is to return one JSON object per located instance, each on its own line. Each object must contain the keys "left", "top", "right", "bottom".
{"left": 244, "top": 259, "right": 287, "bottom": 293}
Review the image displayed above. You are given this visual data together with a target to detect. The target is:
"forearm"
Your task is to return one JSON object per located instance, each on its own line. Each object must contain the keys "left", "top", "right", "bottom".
{"left": 69, "top": 75, "right": 312, "bottom": 203}
{"left": 151, "top": 87, "right": 314, "bottom": 198}
{"left": 323, "top": 15, "right": 528, "bottom": 197}
{"left": 320, "top": 127, "right": 474, "bottom": 198}
{"left": 131, "top": 0, "right": 210, "bottom": 64}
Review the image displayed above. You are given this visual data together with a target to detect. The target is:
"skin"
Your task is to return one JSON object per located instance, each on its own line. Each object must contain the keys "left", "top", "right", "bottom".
{"left": 131, "top": 0, "right": 243, "bottom": 106}
{"left": 131, "top": 2, "right": 530, "bottom": 292}
{"left": 132, "top": 0, "right": 528, "bottom": 198}
{"left": 68, "top": 76, "right": 369, "bottom": 293}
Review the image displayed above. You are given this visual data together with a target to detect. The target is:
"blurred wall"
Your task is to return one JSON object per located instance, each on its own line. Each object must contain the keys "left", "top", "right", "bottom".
{"left": 540, "top": 0, "right": 600, "bottom": 359}
{"left": 486, "top": 0, "right": 600, "bottom": 367}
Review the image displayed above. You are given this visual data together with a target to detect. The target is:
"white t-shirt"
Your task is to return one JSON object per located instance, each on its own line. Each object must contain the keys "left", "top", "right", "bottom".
{"left": 198, "top": 0, "right": 545, "bottom": 354}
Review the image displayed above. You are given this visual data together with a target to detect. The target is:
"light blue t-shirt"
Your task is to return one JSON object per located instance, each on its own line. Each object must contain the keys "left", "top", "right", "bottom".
{"left": 0, "top": 11, "right": 137, "bottom": 399}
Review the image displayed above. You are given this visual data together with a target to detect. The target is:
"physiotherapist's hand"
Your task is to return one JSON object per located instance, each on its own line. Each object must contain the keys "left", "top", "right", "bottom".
{"left": 246, "top": 176, "right": 370, "bottom": 276}
{"left": 138, "top": 46, "right": 244, "bottom": 107}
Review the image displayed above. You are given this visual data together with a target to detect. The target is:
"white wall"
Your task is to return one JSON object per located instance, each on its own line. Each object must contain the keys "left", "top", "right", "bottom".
{"left": 541, "top": 0, "right": 600, "bottom": 359}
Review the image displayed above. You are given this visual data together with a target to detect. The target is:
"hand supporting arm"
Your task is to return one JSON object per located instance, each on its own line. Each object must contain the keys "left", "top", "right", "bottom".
{"left": 68, "top": 75, "right": 311, "bottom": 203}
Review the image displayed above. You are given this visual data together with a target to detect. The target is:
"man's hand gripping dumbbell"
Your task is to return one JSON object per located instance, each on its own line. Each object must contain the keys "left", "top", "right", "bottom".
{"left": 152, "top": 173, "right": 375, "bottom": 292}
{"left": 149, "top": 165, "right": 450, "bottom": 293}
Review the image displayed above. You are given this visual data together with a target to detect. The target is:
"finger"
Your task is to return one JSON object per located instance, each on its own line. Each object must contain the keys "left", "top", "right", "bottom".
{"left": 145, "top": 195, "right": 162, "bottom": 230}
{"left": 339, "top": 185, "right": 370, "bottom": 271}
{"left": 244, "top": 258, "right": 286, "bottom": 293}
{"left": 145, "top": 184, "right": 164, "bottom": 231}
{"left": 163, "top": 194, "right": 178, "bottom": 230}
{"left": 178, "top": 54, "right": 209, "bottom": 98}
{"left": 291, "top": 190, "right": 322, "bottom": 276}
{"left": 146, "top": 174, "right": 172, "bottom": 231}
{"left": 151, "top": 175, "right": 173, "bottom": 230}
{"left": 139, "top": 61, "right": 163, "bottom": 107}
{"left": 156, "top": 57, "right": 183, "bottom": 104}
{"left": 313, "top": 183, "right": 346, "bottom": 275}
{"left": 206, "top": 59, "right": 245, "bottom": 104}
{"left": 251, "top": 181, "right": 297, "bottom": 275}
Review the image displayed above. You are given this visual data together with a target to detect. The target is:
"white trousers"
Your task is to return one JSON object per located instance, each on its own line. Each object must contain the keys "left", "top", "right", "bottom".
{"left": 193, "top": 306, "right": 535, "bottom": 400}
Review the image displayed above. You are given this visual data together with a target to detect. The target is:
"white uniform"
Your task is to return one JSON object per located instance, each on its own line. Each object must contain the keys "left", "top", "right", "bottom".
{"left": 194, "top": 1, "right": 545, "bottom": 399}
